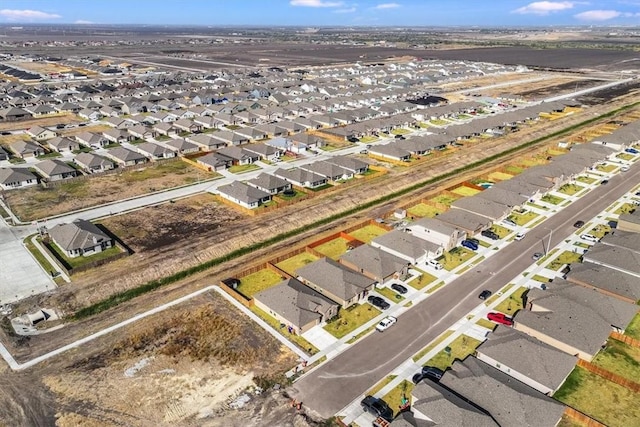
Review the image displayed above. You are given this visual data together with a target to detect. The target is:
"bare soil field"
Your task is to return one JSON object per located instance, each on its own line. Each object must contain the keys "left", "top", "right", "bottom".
{"left": 6, "top": 60, "right": 72, "bottom": 74}
{"left": 4, "top": 160, "right": 217, "bottom": 221}
{"left": 512, "top": 78, "right": 603, "bottom": 99}
{"left": 0, "top": 114, "right": 81, "bottom": 132}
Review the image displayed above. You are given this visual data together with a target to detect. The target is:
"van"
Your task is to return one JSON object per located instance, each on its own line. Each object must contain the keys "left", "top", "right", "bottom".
{"left": 427, "top": 259, "right": 443, "bottom": 270}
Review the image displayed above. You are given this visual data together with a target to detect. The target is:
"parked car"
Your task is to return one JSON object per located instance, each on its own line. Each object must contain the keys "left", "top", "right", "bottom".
{"left": 481, "top": 229, "right": 499, "bottom": 240}
{"left": 573, "top": 220, "right": 585, "bottom": 228}
{"left": 621, "top": 166, "right": 629, "bottom": 172}
{"left": 487, "top": 312, "right": 514, "bottom": 326}
{"left": 391, "top": 283, "right": 408, "bottom": 294}
{"left": 478, "top": 290, "right": 492, "bottom": 300}
{"left": 581, "top": 233, "right": 599, "bottom": 243}
{"left": 461, "top": 239, "right": 478, "bottom": 251}
{"left": 532, "top": 252, "right": 543, "bottom": 260}
{"left": 361, "top": 396, "right": 393, "bottom": 421}
{"left": 502, "top": 218, "right": 517, "bottom": 227}
{"left": 601, "top": 179, "right": 609, "bottom": 185}
{"left": 426, "top": 259, "right": 443, "bottom": 270}
{"left": 514, "top": 232, "right": 526, "bottom": 241}
{"left": 394, "top": 134, "right": 405, "bottom": 140}
{"left": 368, "top": 295, "right": 390, "bottom": 310}
{"left": 347, "top": 137, "right": 359, "bottom": 143}
{"left": 625, "top": 147, "right": 639, "bottom": 154}
{"left": 376, "top": 316, "right": 397, "bottom": 332}
{"left": 467, "top": 238, "right": 480, "bottom": 245}
{"left": 413, "top": 366, "right": 445, "bottom": 384}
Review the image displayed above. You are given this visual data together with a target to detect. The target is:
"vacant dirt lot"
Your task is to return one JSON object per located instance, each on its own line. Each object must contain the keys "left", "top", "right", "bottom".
{"left": 0, "top": 114, "right": 81, "bottom": 132}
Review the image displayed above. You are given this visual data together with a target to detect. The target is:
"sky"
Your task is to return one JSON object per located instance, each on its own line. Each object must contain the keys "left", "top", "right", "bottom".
{"left": 1, "top": 0, "right": 640, "bottom": 26}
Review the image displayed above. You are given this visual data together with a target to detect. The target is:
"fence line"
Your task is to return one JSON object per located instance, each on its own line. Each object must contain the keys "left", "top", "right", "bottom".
{"left": 610, "top": 331, "right": 640, "bottom": 349}
{"left": 563, "top": 407, "right": 606, "bottom": 427}
{"left": 576, "top": 359, "right": 640, "bottom": 393}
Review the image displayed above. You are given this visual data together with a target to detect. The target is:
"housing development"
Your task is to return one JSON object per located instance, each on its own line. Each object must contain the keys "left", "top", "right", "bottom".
{"left": 0, "top": 17, "right": 639, "bottom": 427}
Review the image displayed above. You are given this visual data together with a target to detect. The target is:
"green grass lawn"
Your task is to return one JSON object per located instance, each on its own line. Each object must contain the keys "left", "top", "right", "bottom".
{"left": 558, "top": 183, "right": 585, "bottom": 196}
{"left": 541, "top": 194, "right": 565, "bottom": 205}
{"left": 407, "top": 203, "right": 443, "bottom": 218}
{"left": 548, "top": 250, "right": 582, "bottom": 270}
{"left": 24, "top": 237, "right": 57, "bottom": 276}
{"left": 508, "top": 210, "right": 539, "bottom": 226}
{"left": 554, "top": 367, "right": 640, "bottom": 427}
{"left": 493, "top": 286, "right": 528, "bottom": 315}
{"left": 527, "top": 201, "right": 550, "bottom": 211}
{"left": 346, "top": 325, "right": 375, "bottom": 344}
{"left": 323, "top": 303, "right": 381, "bottom": 339}
{"left": 576, "top": 175, "right": 597, "bottom": 184}
{"left": 426, "top": 281, "right": 445, "bottom": 294}
{"left": 425, "top": 335, "right": 482, "bottom": 371}
{"left": 451, "top": 186, "right": 481, "bottom": 197}
{"left": 228, "top": 164, "right": 261, "bottom": 174}
{"left": 596, "top": 163, "right": 617, "bottom": 173}
{"left": 617, "top": 153, "right": 634, "bottom": 161}
{"left": 236, "top": 269, "right": 283, "bottom": 298}
{"left": 277, "top": 188, "right": 307, "bottom": 201}
{"left": 615, "top": 203, "right": 636, "bottom": 215}
{"left": 348, "top": 224, "right": 388, "bottom": 243}
{"left": 429, "top": 119, "right": 450, "bottom": 126}
{"left": 413, "top": 330, "right": 454, "bottom": 362}
{"left": 383, "top": 380, "right": 414, "bottom": 416}
{"left": 624, "top": 313, "right": 640, "bottom": 340}
{"left": 490, "top": 224, "right": 511, "bottom": 239}
{"left": 250, "top": 306, "right": 318, "bottom": 355}
{"left": 430, "top": 194, "right": 460, "bottom": 206}
{"left": 390, "top": 128, "right": 411, "bottom": 135}
{"left": 45, "top": 240, "right": 123, "bottom": 270}
{"left": 589, "top": 224, "right": 612, "bottom": 239}
{"left": 377, "top": 286, "right": 405, "bottom": 303}
{"left": 275, "top": 252, "right": 319, "bottom": 275}
{"left": 408, "top": 269, "right": 437, "bottom": 290}
{"left": 313, "top": 237, "right": 350, "bottom": 260}
{"left": 592, "top": 338, "right": 640, "bottom": 381}
{"left": 440, "top": 247, "right": 475, "bottom": 271}
{"left": 531, "top": 274, "right": 553, "bottom": 283}
{"left": 367, "top": 375, "right": 397, "bottom": 396}
{"left": 359, "top": 135, "right": 379, "bottom": 143}
{"left": 476, "top": 318, "right": 497, "bottom": 330}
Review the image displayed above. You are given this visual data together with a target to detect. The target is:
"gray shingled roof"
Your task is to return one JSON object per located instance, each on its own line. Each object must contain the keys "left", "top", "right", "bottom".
{"left": 48, "top": 219, "right": 111, "bottom": 252}
{"left": 474, "top": 186, "right": 528, "bottom": 208}
{"left": 274, "top": 167, "right": 326, "bottom": 186}
{"left": 583, "top": 244, "right": 640, "bottom": 276}
{"left": 566, "top": 261, "right": 640, "bottom": 302}
{"left": 74, "top": 152, "right": 114, "bottom": 169}
{"left": 217, "top": 181, "right": 271, "bottom": 205}
{"left": 339, "top": 244, "right": 408, "bottom": 280}
{"left": 437, "top": 209, "right": 492, "bottom": 233}
{"left": 105, "top": 147, "right": 148, "bottom": 163}
{"left": 600, "top": 230, "right": 640, "bottom": 253}
{"left": 618, "top": 210, "right": 640, "bottom": 226}
{"left": 247, "top": 173, "right": 290, "bottom": 192}
{"left": 476, "top": 325, "right": 577, "bottom": 391}
{"left": 440, "top": 358, "right": 565, "bottom": 427}
{"left": 296, "top": 257, "right": 375, "bottom": 302}
{"left": 0, "top": 167, "right": 37, "bottom": 185}
{"left": 34, "top": 159, "right": 76, "bottom": 177}
{"left": 409, "top": 217, "right": 459, "bottom": 237}
{"left": 253, "top": 278, "right": 337, "bottom": 330}
{"left": 452, "top": 195, "right": 512, "bottom": 221}
{"left": 372, "top": 230, "right": 441, "bottom": 261}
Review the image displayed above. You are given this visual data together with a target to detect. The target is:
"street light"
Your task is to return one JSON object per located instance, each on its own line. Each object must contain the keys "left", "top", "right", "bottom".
{"left": 543, "top": 227, "right": 553, "bottom": 256}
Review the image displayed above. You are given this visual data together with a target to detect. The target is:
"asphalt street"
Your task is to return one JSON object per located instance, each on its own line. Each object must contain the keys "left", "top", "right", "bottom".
{"left": 291, "top": 160, "right": 640, "bottom": 419}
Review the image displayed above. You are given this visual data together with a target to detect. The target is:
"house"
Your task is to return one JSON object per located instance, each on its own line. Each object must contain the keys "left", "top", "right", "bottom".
{"left": 127, "top": 125, "right": 156, "bottom": 141}
{"left": 27, "top": 104, "right": 57, "bottom": 117}
{"left": 475, "top": 325, "right": 578, "bottom": 395}
{"left": 0, "top": 167, "right": 38, "bottom": 190}
{"left": 514, "top": 280, "right": 639, "bottom": 361}
{"left": 197, "top": 152, "right": 232, "bottom": 171}
{"left": 368, "top": 144, "right": 411, "bottom": 162}
{"left": 300, "top": 161, "right": 353, "bottom": 181}
{"left": 372, "top": 230, "right": 443, "bottom": 265}
{"left": 78, "top": 108, "right": 102, "bottom": 121}
{"left": 173, "top": 118, "right": 202, "bottom": 134}
{"left": 451, "top": 195, "right": 513, "bottom": 222}
{"left": 217, "top": 181, "right": 272, "bottom": 209}
{"left": 566, "top": 261, "right": 640, "bottom": 304}
{"left": 216, "top": 146, "right": 260, "bottom": 165}
{"left": 247, "top": 173, "right": 291, "bottom": 195}
{"left": 136, "top": 142, "right": 177, "bottom": 160}
{"left": 154, "top": 122, "right": 179, "bottom": 136}
{"left": 104, "top": 147, "right": 148, "bottom": 167}
{"left": 210, "top": 130, "right": 250, "bottom": 146}
{"left": 617, "top": 206, "right": 640, "bottom": 233}
{"left": 76, "top": 131, "right": 109, "bottom": 148}
{"left": 406, "top": 217, "right": 466, "bottom": 252}
{"left": 436, "top": 209, "right": 493, "bottom": 236}
{"left": 186, "top": 133, "right": 227, "bottom": 151}
{"left": 243, "top": 143, "right": 284, "bottom": 162}
{"left": 439, "top": 357, "right": 566, "bottom": 427}
{"left": 0, "top": 107, "right": 32, "bottom": 121}
{"left": 103, "top": 116, "right": 137, "bottom": 129}
{"left": 9, "top": 140, "right": 45, "bottom": 158}
{"left": 165, "top": 138, "right": 199, "bottom": 155}
{"left": 47, "top": 218, "right": 114, "bottom": 258}
{"left": 74, "top": 152, "right": 115, "bottom": 174}
{"left": 231, "top": 127, "right": 267, "bottom": 142}
{"left": 339, "top": 244, "right": 409, "bottom": 284}
{"left": 296, "top": 257, "right": 375, "bottom": 309}
{"left": 475, "top": 186, "right": 528, "bottom": 210}
{"left": 582, "top": 243, "right": 640, "bottom": 278}
{"left": 26, "top": 125, "right": 57, "bottom": 141}
{"left": 253, "top": 278, "right": 339, "bottom": 335}
{"left": 46, "top": 136, "right": 80, "bottom": 153}
{"left": 273, "top": 168, "right": 327, "bottom": 189}
{"left": 102, "top": 128, "right": 133, "bottom": 144}
{"left": 326, "top": 155, "right": 369, "bottom": 174}
{"left": 33, "top": 159, "right": 77, "bottom": 181}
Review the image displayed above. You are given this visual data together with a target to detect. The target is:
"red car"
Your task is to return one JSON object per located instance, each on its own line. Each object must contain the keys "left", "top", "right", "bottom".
{"left": 487, "top": 312, "right": 513, "bottom": 326}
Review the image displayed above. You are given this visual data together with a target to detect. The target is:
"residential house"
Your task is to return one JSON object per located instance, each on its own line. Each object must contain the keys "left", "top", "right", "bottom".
{"left": 582, "top": 243, "right": 640, "bottom": 278}
{"left": 372, "top": 230, "right": 443, "bottom": 264}
{"left": 186, "top": 133, "right": 227, "bottom": 151}
{"left": 9, "top": 140, "right": 45, "bottom": 158}
{"left": 33, "top": 159, "right": 77, "bottom": 181}
{"left": 246, "top": 173, "right": 291, "bottom": 195}
{"left": 253, "top": 278, "right": 339, "bottom": 335}
{"left": 47, "top": 218, "right": 114, "bottom": 258}
{"left": 104, "top": 147, "right": 148, "bottom": 167}
{"left": 368, "top": 144, "right": 412, "bottom": 162}
{"left": 74, "top": 152, "right": 116, "bottom": 174}
{"left": 165, "top": 138, "right": 199, "bottom": 155}
{"left": 406, "top": 217, "right": 466, "bottom": 252}
{"left": 475, "top": 186, "right": 528, "bottom": 210}
{"left": 78, "top": 108, "right": 102, "bottom": 121}
{"left": 436, "top": 209, "right": 493, "bottom": 236}
{"left": 216, "top": 146, "right": 259, "bottom": 165}
{"left": 234, "top": 127, "right": 268, "bottom": 141}
{"left": 154, "top": 122, "right": 179, "bottom": 136}
{"left": 300, "top": 161, "right": 353, "bottom": 181}
{"left": 566, "top": 261, "right": 640, "bottom": 304}
{"left": 217, "top": 181, "right": 272, "bottom": 209}
{"left": 326, "top": 155, "right": 369, "bottom": 175}
{"left": 197, "top": 152, "right": 232, "bottom": 171}
{"left": 296, "top": 257, "right": 375, "bottom": 309}
{"left": 273, "top": 168, "right": 327, "bottom": 189}
{"left": 26, "top": 125, "right": 57, "bottom": 141}
{"left": 339, "top": 244, "right": 409, "bottom": 284}
{"left": 102, "top": 128, "right": 133, "bottom": 144}
{"left": 103, "top": 116, "right": 137, "bottom": 129}
{"left": 46, "top": 136, "right": 80, "bottom": 153}
{"left": 128, "top": 125, "right": 156, "bottom": 141}
{"left": 243, "top": 143, "right": 284, "bottom": 162}
{"left": 451, "top": 195, "right": 513, "bottom": 222}
{"left": 210, "top": 130, "right": 250, "bottom": 146}
{"left": 0, "top": 167, "right": 38, "bottom": 190}
{"left": 173, "top": 118, "right": 202, "bottom": 134}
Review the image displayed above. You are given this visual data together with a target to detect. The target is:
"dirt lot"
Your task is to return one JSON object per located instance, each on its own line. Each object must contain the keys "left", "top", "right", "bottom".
{"left": 4, "top": 160, "right": 217, "bottom": 221}
{"left": 0, "top": 114, "right": 82, "bottom": 132}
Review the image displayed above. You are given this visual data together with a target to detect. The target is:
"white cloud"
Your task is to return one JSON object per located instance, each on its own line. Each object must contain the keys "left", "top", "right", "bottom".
{"left": 0, "top": 9, "right": 61, "bottom": 21}
{"left": 574, "top": 9, "right": 623, "bottom": 20}
{"left": 290, "top": 0, "right": 344, "bottom": 7}
{"left": 74, "top": 20, "right": 94, "bottom": 24}
{"left": 374, "top": 2, "right": 400, "bottom": 9}
{"left": 334, "top": 7, "right": 357, "bottom": 13}
{"left": 512, "top": 1, "right": 576, "bottom": 15}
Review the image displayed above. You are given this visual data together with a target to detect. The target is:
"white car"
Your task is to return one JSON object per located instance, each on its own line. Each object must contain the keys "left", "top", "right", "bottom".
{"left": 580, "top": 233, "right": 599, "bottom": 243}
{"left": 376, "top": 316, "right": 397, "bottom": 332}
{"left": 514, "top": 232, "right": 526, "bottom": 241}
{"left": 427, "top": 259, "right": 443, "bottom": 270}
{"left": 621, "top": 166, "right": 629, "bottom": 172}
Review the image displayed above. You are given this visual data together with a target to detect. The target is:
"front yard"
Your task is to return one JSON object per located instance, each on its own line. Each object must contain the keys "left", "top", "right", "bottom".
{"left": 348, "top": 224, "right": 388, "bottom": 243}
{"left": 508, "top": 210, "right": 539, "bottom": 226}
{"left": 425, "top": 335, "right": 482, "bottom": 371}
{"left": 228, "top": 164, "right": 261, "bottom": 174}
{"left": 377, "top": 286, "right": 405, "bottom": 303}
{"left": 275, "top": 252, "right": 319, "bottom": 275}
{"left": 576, "top": 175, "right": 597, "bottom": 184}
{"left": 596, "top": 163, "right": 617, "bottom": 173}
{"left": 408, "top": 269, "right": 437, "bottom": 290}
{"left": 450, "top": 186, "right": 481, "bottom": 197}
{"left": 547, "top": 250, "right": 582, "bottom": 270}
{"left": 558, "top": 183, "right": 585, "bottom": 196}
{"left": 235, "top": 268, "right": 283, "bottom": 298}
{"left": 588, "top": 223, "right": 611, "bottom": 239}
{"left": 541, "top": 194, "right": 565, "bottom": 205}
{"left": 439, "top": 247, "right": 475, "bottom": 271}
{"left": 490, "top": 224, "right": 511, "bottom": 238}
{"left": 323, "top": 303, "right": 381, "bottom": 339}
{"left": 493, "top": 286, "right": 528, "bottom": 315}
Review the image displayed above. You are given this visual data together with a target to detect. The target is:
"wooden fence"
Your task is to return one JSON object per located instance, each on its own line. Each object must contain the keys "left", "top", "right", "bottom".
{"left": 576, "top": 359, "right": 640, "bottom": 393}
{"left": 610, "top": 331, "right": 640, "bottom": 349}
{"left": 563, "top": 407, "right": 606, "bottom": 427}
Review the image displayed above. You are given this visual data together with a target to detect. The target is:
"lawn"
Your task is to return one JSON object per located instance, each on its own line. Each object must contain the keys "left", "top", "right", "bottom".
{"left": 439, "top": 247, "right": 475, "bottom": 271}
{"left": 615, "top": 203, "right": 636, "bottom": 216}
{"left": 576, "top": 175, "right": 598, "bottom": 185}
{"left": 313, "top": 237, "right": 350, "bottom": 260}
{"left": 277, "top": 188, "right": 307, "bottom": 201}
{"left": 450, "top": 186, "right": 481, "bottom": 197}
{"left": 412, "top": 330, "right": 454, "bottom": 362}
{"left": 275, "top": 252, "right": 319, "bottom": 275}
{"left": 383, "top": 380, "right": 414, "bottom": 416}
{"left": 24, "top": 237, "right": 57, "bottom": 276}
{"left": 45, "top": 240, "right": 124, "bottom": 270}
{"left": 487, "top": 171, "right": 514, "bottom": 181}
{"left": 408, "top": 269, "right": 437, "bottom": 290}
{"left": 504, "top": 165, "right": 525, "bottom": 175}
{"left": 490, "top": 224, "right": 511, "bottom": 238}
{"left": 236, "top": 269, "right": 283, "bottom": 298}
{"left": 323, "top": 303, "right": 381, "bottom": 339}
{"left": 476, "top": 318, "right": 497, "bottom": 330}
{"left": 228, "top": 164, "right": 261, "bottom": 174}
{"left": 508, "top": 210, "right": 539, "bottom": 226}
{"left": 429, "top": 119, "right": 450, "bottom": 126}
{"left": 407, "top": 203, "right": 443, "bottom": 218}
{"left": 589, "top": 224, "right": 612, "bottom": 239}
{"left": 624, "top": 313, "right": 640, "bottom": 340}
{"left": 558, "top": 183, "right": 585, "bottom": 196}
{"left": 596, "top": 163, "right": 617, "bottom": 173}
{"left": 531, "top": 274, "right": 552, "bottom": 283}
{"left": 617, "top": 153, "right": 634, "bottom": 161}
{"left": 527, "top": 202, "right": 550, "bottom": 211}
{"left": 377, "top": 286, "right": 405, "bottom": 303}
{"left": 541, "top": 194, "right": 565, "bottom": 205}
{"left": 592, "top": 338, "right": 640, "bottom": 381}
{"left": 425, "top": 335, "right": 482, "bottom": 371}
{"left": 250, "top": 306, "right": 318, "bottom": 355}
{"left": 426, "top": 281, "right": 445, "bottom": 294}
{"left": 359, "top": 135, "right": 379, "bottom": 143}
{"left": 348, "top": 224, "right": 388, "bottom": 243}
{"left": 430, "top": 194, "right": 460, "bottom": 206}
{"left": 554, "top": 367, "right": 640, "bottom": 427}
{"left": 548, "top": 250, "right": 582, "bottom": 270}
{"left": 493, "top": 286, "right": 528, "bottom": 315}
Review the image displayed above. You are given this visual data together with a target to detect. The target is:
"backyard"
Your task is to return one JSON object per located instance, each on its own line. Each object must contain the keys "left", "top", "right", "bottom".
{"left": 487, "top": 171, "right": 514, "bottom": 181}
{"left": 589, "top": 223, "right": 612, "bottom": 239}
{"left": 592, "top": 338, "right": 640, "bottom": 381}
{"left": 429, "top": 193, "right": 460, "bottom": 206}
{"left": 408, "top": 269, "right": 437, "bottom": 290}
{"left": 348, "top": 224, "right": 388, "bottom": 243}
{"left": 625, "top": 314, "right": 640, "bottom": 340}
{"left": 275, "top": 252, "right": 319, "bottom": 275}
{"left": 313, "top": 237, "right": 351, "bottom": 260}
{"left": 450, "top": 186, "right": 481, "bottom": 197}
{"left": 323, "top": 303, "right": 381, "bottom": 339}
{"left": 407, "top": 203, "right": 443, "bottom": 218}
{"left": 425, "top": 335, "right": 482, "bottom": 371}
{"left": 235, "top": 268, "right": 283, "bottom": 298}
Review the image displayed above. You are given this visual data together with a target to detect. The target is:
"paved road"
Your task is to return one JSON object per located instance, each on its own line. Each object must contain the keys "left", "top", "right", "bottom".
{"left": 291, "top": 161, "right": 640, "bottom": 419}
